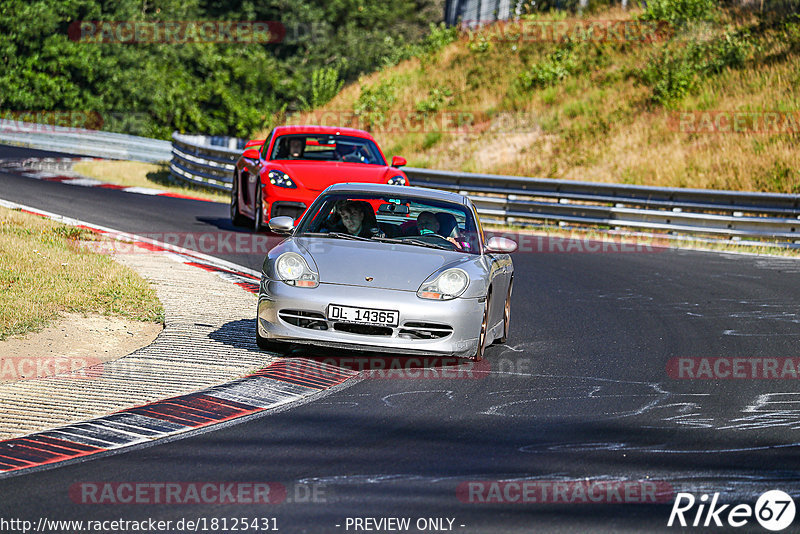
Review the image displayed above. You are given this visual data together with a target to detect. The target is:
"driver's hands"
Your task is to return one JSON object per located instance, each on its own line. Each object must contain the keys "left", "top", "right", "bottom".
{"left": 446, "top": 236, "right": 463, "bottom": 250}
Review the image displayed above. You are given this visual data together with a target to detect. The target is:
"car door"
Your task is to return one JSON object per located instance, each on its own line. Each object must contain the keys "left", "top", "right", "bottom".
{"left": 240, "top": 131, "right": 273, "bottom": 216}
{"left": 474, "top": 205, "right": 510, "bottom": 329}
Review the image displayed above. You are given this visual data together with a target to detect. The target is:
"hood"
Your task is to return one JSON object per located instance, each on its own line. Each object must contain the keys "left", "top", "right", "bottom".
{"left": 268, "top": 161, "right": 400, "bottom": 192}
{"left": 294, "top": 237, "right": 469, "bottom": 291}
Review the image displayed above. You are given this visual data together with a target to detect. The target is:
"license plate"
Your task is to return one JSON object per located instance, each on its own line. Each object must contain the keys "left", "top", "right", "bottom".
{"left": 327, "top": 304, "right": 399, "bottom": 327}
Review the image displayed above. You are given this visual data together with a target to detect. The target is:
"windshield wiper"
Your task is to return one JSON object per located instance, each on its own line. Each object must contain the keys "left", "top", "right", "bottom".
{"left": 302, "top": 232, "right": 373, "bottom": 241}
{"left": 373, "top": 236, "right": 453, "bottom": 250}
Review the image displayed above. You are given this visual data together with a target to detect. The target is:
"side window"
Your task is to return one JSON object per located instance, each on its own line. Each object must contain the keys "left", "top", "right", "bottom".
{"left": 472, "top": 206, "right": 485, "bottom": 252}
{"left": 260, "top": 130, "right": 274, "bottom": 160}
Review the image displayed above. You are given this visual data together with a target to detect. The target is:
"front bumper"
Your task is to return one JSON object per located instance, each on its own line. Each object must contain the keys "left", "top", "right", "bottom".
{"left": 257, "top": 280, "right": 483, "bottom": 358}
{"left": 262, "top": 187, "right": 321, "bottom": 221}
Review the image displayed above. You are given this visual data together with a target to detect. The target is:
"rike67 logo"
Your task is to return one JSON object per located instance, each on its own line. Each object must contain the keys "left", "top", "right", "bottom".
{"left": 668, "top": 490, "right": 796, "bottom": 531}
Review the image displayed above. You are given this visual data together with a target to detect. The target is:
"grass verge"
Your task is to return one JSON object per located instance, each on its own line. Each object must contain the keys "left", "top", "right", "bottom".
{"left": 71, "top": 160, "right": 229, "bottom": 203}
{"left": 0, "top": 207, "right": 164, "bottom": 340}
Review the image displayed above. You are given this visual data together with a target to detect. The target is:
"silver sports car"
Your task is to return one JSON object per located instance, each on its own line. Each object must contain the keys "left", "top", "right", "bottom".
{"left": 256, "top": 183, "right": 517, "bottom": 360}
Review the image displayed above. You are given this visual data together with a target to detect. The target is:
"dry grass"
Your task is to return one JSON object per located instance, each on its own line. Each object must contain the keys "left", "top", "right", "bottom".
{"left": 258, "top": 6, "right": 800, "bottom": 193}
{"left": 72, "top": 160, "right": 229, "bottom": 203}
{"left": 0, "top": 207, "right": 164, "bottom": 340}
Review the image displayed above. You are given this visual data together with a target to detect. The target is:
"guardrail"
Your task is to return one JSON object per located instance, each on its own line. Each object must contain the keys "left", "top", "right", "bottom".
{"left": 0, "top": 119, "right": 171, "bottom": 163}
{"left": 1, "top": 123, "right": 796, "bottom": 244}
{"left": 406, "top": 168, "right": 800, "bottom": 242}
{"left": 169, "top": 133, "right": 799, "bottom": 244}
{"left": 170, "top": 132, "right": 239, "bottom": 191}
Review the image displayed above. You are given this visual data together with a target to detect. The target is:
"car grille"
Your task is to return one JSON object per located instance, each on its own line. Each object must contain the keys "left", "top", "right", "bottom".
{"left": 333, "top": 323, "right": 393, "bottom": 336}
{"left": 278, "top": 310, "right": 328, "bottom": 330}
{"left": 398, "top": 322, "right": 454, "bottom": 340}
{"left": 278, "top": 312, "right": 453, "bottom": 340}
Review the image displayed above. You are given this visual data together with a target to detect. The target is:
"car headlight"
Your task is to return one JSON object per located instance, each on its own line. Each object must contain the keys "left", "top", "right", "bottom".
{"left": 268, "top": 170, "right": 296, "bottom": 188}
{"left": 275, "top": 252, "right": 318, "bottom": 287}
{"left": 417, "top": 268, "right": 469, "bottom": 300}
{"left": 387, "top": 175, "right": 406, "bottom": 186}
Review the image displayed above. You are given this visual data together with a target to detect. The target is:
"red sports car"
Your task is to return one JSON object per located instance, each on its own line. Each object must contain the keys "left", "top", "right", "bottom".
{"left": 231, "top": 125, "right": 408, "bottom": 229}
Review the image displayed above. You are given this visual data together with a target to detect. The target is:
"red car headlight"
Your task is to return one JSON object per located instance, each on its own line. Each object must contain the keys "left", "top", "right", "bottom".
{"left": 268, "top": 170, "right": 296, "bottom": 188}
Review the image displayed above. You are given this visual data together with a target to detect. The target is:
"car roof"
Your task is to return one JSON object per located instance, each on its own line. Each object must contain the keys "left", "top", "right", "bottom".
{"left": 325, "top": 183, "right": 469, "bottom": 205}
{"left": 272, "top": 125, "right": 376, "bottom": 142}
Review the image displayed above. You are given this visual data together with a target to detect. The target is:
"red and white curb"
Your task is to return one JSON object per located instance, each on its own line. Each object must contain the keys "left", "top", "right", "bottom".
{"left": 0, "top": 157, "right": 214, "bottom": 203}
{"left": 0, "top": 198, "right": 360, "bottom": 476}
{"left": 0, "top": 359, "right": 356, "bottom": 474}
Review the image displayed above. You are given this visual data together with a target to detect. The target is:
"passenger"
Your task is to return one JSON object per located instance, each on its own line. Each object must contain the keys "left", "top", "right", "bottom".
{"left": 339, "top": 201, "right": 380, "bottom": 238}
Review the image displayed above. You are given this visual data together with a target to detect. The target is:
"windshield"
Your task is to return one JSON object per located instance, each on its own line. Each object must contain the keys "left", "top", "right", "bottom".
{"left": 295, "top": 193, "right": 482, "bottom": 254}
{"left": 269, "top": 134, "right": 386, "bottom": 165}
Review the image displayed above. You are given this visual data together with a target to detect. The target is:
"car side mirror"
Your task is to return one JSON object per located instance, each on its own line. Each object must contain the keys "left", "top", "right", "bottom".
{"left": 242, "top": 149, "right": 260, "bottom": 160}
{"left": 485, "top": 236, "right": 518, "bottom": 253}
{"left": 391, "top": 156, "right": 407, "bottom": 167}
{"left": 268, "top": 216, "right": 294, "bottom": 234}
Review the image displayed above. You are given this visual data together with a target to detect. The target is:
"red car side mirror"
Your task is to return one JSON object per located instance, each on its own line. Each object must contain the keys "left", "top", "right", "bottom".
{"left": 391, "top": 156, "right": 407, "bottom": 167}
{"left": 242, "top": 149, "right": 260, "bottom": 160}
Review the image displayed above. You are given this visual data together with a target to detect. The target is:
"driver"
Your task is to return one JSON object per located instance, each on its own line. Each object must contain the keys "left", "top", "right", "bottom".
{"left": 416, "top": 211, "right": 440, "bottom": 236}
{"left": 288, "top": 137, "right": 305, "bottom": 159}
{"left": 416, "top": 211, "right": 462, "bottom": 250}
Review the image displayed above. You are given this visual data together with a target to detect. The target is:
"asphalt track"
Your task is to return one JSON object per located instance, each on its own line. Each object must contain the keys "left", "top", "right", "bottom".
{"left": 2, "top": 144, "right": 800, "bottom": 533}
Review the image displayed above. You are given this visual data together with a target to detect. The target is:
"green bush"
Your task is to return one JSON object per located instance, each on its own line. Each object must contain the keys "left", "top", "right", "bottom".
{"left": 419, "top": 23, "right": 459, "bottom": 55}
{"left": 639, "top": 0, "right": 718, "bottom": 26}
{"left": 301, "top": 67, "right": 343, "bottom": 110}
{"left": 641, "top": 30, "right": 752, "bottom": 106}
{"left": 518, "top": 46, "right": 579, "bottom": 89}
{"left": 0, "top": 0, "right": 445, "bottom": 138}
{"left": 353, "top": 79, "right": 398, "bottom": 130}
{"left": 422, "top": 131, "right": 442, "bottom": 149}
{"left": 415, "top": 86, "right": 453, "bottom": 113}
{"left": 643, "top": 47, "right": 703, "bottom": 106}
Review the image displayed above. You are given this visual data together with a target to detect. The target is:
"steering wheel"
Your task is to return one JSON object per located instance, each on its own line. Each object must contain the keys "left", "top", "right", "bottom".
{"left": 413, "top": 233, "right": 460, "bottom": 250}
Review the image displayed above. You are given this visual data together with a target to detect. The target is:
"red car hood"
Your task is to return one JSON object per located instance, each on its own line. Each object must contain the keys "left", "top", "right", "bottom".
{"left": 268, "top": 161, "right": 399, "bottom": 192}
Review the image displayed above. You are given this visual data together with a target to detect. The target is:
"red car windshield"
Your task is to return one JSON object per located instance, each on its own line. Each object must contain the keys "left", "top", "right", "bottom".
{"left": 270, "top": 134, "right": 386, "bottom": 165}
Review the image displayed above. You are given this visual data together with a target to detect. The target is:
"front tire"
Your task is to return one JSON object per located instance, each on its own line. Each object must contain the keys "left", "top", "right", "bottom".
{"left": 253, "top": 188, "right": 264, "bottom": 232}
{"left": 498, "top": 277, "right": 512, "bottom": 344}
{"left": 471, "top": 295, "right": 489, "bottom": 361}
{"left": 256, "top": 321, "right": 284, "bottom": 353}
{"left": 230, "top": 172, "right": 248, "bottom": 227}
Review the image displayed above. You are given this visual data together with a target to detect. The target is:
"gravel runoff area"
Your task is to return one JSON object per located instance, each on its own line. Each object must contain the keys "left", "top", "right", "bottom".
{"left": 0, "top": 250, "right": 276, "bottom": 440}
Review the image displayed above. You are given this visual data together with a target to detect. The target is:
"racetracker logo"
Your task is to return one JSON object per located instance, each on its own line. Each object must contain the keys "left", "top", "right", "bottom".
{"left": 0, "top": 357, "right": 103, "bottom": 381}
{"left": 461, "top": 19, "right": 673, "bottom": 43}
{"left": 668, "top": 491, "right": 796, "bottom": 530}
{"left": 78, "top": 232, "right": 284, "bottom": 255}
{"left": 283, "top": 357, "right": 492, "bottom": 380}
{"left": 68, "top": 21, "right": 286, "bottom": 44}
{"left": 457, "top": 480, "right": 674, "bottom": 504}
{"left": 0, "top": 111, "right": 103, "bottom": 133}
{"left": 69, "top": 482, "right": 287, "bottom": 505}
{"left": 667, "top": 357, "right": 800, "bottom": 380}
{"left": 485, "top": 231, "right": 667, "bottom": 254}
{"left": 281, "top": 110, "right": 539, "bottom": 134}
{"left": 668, "top": 111, "right": 800, "bottom": 134}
